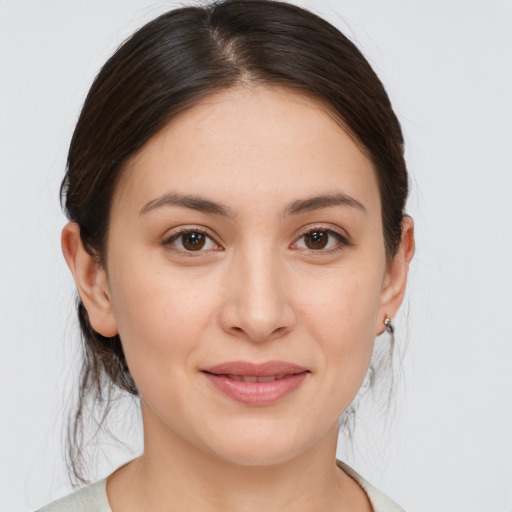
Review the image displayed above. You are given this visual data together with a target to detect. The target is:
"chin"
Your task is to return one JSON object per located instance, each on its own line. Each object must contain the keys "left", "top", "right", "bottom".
{"left": 210, "top": 443, "right": 304, "bottom": 467}
{"left": 196, "top": 420, "right": 319, "bottom": 468}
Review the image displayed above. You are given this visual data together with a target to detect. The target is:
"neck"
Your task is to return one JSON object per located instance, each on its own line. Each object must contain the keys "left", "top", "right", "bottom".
{"left": 106, "top": 403, "right": 371, "bottom": 512}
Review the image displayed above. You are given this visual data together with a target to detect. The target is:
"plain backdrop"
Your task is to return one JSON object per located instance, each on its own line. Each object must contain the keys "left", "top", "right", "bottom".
{"left": 1, "top": 1, "right": 511, "bottom": 511}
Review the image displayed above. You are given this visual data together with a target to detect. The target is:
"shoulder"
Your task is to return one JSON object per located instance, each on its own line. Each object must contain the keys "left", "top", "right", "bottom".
{"left": 336, "top": 460, "right": 408, "bottom": 512}
{"left": 36, "top": 478, "right": 111, "bottom": 512}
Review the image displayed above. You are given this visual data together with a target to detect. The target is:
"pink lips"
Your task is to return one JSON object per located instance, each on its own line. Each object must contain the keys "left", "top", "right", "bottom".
{"left": 201, "top": 361, "right": 309, "bottom": 406}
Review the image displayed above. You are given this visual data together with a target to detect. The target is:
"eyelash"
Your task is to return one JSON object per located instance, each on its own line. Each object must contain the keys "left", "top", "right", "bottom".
{"left": 161, "top": 225, "right": 350, "bottom": 256}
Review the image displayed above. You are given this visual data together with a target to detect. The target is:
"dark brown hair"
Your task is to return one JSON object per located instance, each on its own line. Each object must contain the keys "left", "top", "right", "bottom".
{"left": 62, "top": 0, "right": 408, "bottom": 484}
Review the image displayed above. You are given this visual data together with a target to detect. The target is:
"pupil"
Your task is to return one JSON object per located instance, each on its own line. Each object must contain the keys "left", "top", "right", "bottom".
{"left": 306, "top": 231, "right": 328, "bottom": 249}
{"left": 183, "top": 232, "right": 205, "bottom": 250}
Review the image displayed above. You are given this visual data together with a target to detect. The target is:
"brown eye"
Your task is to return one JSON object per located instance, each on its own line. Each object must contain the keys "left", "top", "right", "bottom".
{"left": 181, "top": 231, "right": 206, "bottom": 251}
{"left": 164, "top": 229, "right": 220, "bottom": 253}
{"left": 292, "top": 228, "right": 348, "bottom": 253}
{"left": 304, "top": 231, "right": 329, "bottom": 250}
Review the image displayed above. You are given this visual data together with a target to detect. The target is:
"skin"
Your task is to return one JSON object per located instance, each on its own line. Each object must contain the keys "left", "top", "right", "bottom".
{"left": 62, "top": 85, "right": 414, "bottom": 511}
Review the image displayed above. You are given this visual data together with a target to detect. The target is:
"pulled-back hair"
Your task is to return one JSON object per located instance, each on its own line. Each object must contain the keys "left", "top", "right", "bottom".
{"left": 62, "top": 0, "right": 408, "bottom": 484}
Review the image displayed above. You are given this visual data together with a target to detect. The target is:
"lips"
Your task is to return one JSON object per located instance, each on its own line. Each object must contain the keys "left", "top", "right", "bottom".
{"left": 201, "top": 361, "right": 309, "bottom": 406}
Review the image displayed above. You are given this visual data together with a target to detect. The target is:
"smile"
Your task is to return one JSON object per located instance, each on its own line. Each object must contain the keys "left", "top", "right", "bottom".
{"left": 201, "top": 361, "right": 309, "bottom": 406}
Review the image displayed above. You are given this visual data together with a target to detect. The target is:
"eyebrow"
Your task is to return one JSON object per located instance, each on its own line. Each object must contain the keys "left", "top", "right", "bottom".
{"left": 139, "top": 191, "right": 366, "bottom": 218}
{"left": 139, "top": 192, "right": 236, "bottom": 218}
{"left": 283, "top": 192, "right": 367, "bottom": 216}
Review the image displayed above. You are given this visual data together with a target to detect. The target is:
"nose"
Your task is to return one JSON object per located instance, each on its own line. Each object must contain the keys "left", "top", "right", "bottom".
{"left": 218, "top": 246, "right": 296, "bottom": 343}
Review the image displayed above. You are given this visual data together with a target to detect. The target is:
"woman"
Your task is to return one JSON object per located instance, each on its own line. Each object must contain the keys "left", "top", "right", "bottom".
{"left": 39, "top": 0, "right": 415, "bottom": 510}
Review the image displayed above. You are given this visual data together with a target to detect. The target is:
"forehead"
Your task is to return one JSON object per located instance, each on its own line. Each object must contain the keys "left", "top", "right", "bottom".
{"left": 114, "top": 85, "right": 380, "bottom": 219}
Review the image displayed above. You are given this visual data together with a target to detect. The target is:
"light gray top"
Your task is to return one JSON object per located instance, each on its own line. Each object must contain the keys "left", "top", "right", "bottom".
{"left": 37, "top": 460, "right": 406, "bottom": 511}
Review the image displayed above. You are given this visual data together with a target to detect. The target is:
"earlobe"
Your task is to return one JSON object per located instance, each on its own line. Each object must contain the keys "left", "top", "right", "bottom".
{"left": 377, "top": 216, "right": 415, "bottom": 333}
{"left": 61, "top": 221, "right": 118, "bottom": 337}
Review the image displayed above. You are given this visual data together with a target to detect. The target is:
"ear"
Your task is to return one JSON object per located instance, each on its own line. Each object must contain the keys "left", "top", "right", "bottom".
{"left": 61, "top": 221, "right": 118, "bottom": 337}
{"left": 376, "top": 215, "right": 415, "bottom": 334}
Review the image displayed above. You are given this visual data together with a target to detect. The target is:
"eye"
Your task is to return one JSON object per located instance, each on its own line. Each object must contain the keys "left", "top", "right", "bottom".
{"left": 163, "top": 229, "right": 221, "bottom": 254}
{"left": 292, "top": 227, "right": 348, "bottom": 252}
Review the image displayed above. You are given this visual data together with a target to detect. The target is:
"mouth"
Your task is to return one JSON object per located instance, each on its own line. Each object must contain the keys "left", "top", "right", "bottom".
{"left": 212, "top": 374, "right": 293, "bottom": 383}
{"left": 202, "top": 360, "right": 309, "bottom": 377}
{"left": 201, "top": 361, "right": 310, "bottom": 406}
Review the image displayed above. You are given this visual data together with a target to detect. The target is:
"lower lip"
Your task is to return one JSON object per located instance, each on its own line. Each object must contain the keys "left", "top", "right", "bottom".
{"left": 203, "top": 372, "right": 309, "bottom": 406}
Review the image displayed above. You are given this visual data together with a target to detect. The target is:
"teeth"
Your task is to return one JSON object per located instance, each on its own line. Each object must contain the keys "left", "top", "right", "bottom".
{"left": 257, "top": 376, "right": 276, "bottom": 382}
{"left": 226, "top": 374, "right": 287, "bottom": 382}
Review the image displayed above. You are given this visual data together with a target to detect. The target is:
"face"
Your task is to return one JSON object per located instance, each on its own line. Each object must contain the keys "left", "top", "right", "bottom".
{"left": 94, "top": 86, "right": 400, "bottom": 465}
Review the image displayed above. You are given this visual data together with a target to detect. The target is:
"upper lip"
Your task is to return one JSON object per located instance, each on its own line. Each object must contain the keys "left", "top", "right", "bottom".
{"left": 202, "top": 361, "right": 309, "bottom": 377}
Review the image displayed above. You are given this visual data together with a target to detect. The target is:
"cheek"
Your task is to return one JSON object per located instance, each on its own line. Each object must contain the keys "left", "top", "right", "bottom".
{"left": 292, "top": 261, "right": 383, "bottom": 395}
{"left": 107, "top": 256, "right": 220, "bottom": 386}
{"left": 295, "top": 258, "right": 383, "bottom": 339}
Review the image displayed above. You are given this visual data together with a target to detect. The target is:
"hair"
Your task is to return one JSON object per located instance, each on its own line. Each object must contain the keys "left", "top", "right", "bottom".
{"left": 61, "top": 0, "right": 408, "bottom": 485}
